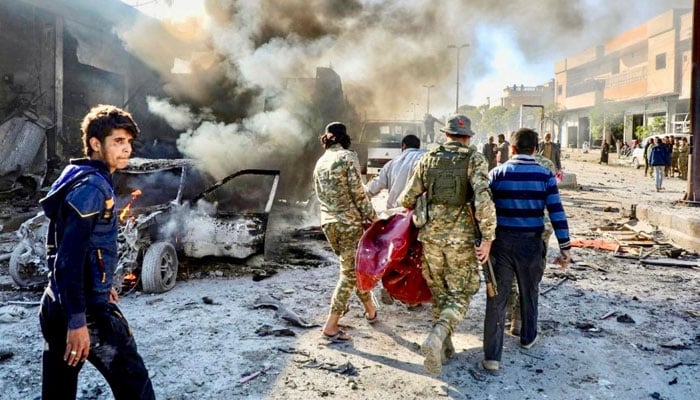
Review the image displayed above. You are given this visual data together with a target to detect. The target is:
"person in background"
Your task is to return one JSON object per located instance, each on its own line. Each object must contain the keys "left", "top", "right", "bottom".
{"left": 643, "top": 138, "right": 654, "bottom": 177}
{"left": 663, "top": 136, "right": 673, "bottom": 177}
{"left": 496, "top": 133, "right": 510, "bottom": 165}
{"left": 482, "top": 135, "right": 497, "bottom": 171}
{"left": 537, "top": 132, "right": 562, "bottom": 172}
{"left": 671, "top": 138, "right": 680, "bottom": 178}
{"left": 599, "top": 140, "right": 610, "bottom": 165}
{"left": 39, "top": 105, "right": 155, "bottom": 400}
{"left": 423, "top": 113, "right": 444, "bottom": 144}
{"left": 678, "top": 137, "right": 690, "bottom": 180}
{"left": 365, "top": 134, "right": 426, "bottom": 309}
{"left": 648, "top": 137, "right": 670, "bottom": 192}
{"left": 365, "top": 134, "right": 426, "bottom": 211}
{"left": 400, "top": 114, "right": 496, "bottom": 375}
{"left": 482, "top": 128, "right": 571, "bottom": 373}
{"left": 314, "top": 122, "right": 379, "bottom": 342}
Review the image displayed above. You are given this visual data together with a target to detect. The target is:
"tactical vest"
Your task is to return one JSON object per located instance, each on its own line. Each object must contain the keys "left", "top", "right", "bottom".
{"left": 424, "top": 145, "right": 474, "bottom": 206}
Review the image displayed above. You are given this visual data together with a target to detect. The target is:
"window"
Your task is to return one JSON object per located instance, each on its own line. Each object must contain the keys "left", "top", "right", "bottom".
{"left": 656, "top": 53, "right": 666, "bottom": 70}
{"left": 557, "top": 85, "right": 563, "bottom": 95}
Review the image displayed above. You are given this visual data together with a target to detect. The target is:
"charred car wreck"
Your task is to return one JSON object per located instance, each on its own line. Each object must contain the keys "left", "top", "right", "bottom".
{"left": 10, "top": 157, "right": 280, "bottom": 293}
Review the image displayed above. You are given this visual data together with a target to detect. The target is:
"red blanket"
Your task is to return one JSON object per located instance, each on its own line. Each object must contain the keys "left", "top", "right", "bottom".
{"left": 355, "top": 210, "right": 431, "bottom": 303}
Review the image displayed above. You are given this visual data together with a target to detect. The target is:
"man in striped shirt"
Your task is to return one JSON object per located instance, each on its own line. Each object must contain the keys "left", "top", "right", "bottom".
{"left": 481, "top": 128, "right": 572, "bottom": 372}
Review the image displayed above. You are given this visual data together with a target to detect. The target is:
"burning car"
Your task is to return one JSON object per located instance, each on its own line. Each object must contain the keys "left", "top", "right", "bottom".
{"left": 9, "top": 157, "right": 280, "bottom": 294}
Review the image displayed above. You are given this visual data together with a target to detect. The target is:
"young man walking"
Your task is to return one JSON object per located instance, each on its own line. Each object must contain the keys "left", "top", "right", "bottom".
{"left": 39, "top": 105, "right": 155, "bottom": 399}
{"left": 482, "top": 128, "right": 571, "bottom": 372}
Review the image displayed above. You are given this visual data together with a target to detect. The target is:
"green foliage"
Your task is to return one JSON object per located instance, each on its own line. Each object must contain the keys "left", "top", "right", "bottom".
{"left": 589, "top": 103, "right": 624, "bottom": 142}
{"left": 635, "top": 125, "right": 651, "bottom": 140}
{"left": 635, "top": 116, "right": 666, "bottom": 141}
{"left": 481, "top": 106, "right": 509, "bottom": 135}
{"left": 649, "top": 116, "right": 666, "bottom": 134}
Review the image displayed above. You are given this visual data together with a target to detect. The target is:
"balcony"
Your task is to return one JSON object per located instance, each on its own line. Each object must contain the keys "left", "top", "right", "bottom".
{"left": 605, "top": 66, "right": 647, "bottom": 89}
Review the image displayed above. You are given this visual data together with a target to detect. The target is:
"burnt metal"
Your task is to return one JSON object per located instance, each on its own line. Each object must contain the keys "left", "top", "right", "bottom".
{"left": 9, "top": 158, "right": 281, "bottom": 294}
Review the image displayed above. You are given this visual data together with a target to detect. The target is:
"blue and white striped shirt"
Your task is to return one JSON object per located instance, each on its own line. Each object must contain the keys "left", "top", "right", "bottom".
{"left": 489, "top": 154, "right": 571, "bottom": 250}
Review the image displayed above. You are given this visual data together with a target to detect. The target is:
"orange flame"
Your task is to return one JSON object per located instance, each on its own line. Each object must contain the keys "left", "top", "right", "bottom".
{"left": 124, "top": 273, "right": 137, "bottom": 281}
{"left": 119, "top": 189, "right": 143, "bottom": 221}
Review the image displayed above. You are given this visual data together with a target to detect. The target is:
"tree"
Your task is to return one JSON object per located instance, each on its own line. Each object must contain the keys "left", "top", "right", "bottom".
{"left": 543, "top": 103, "right": 566, "bottom": 141}
{"left": 589, "top": 103, "right": 624, "bottom": 145}
{"left": 649, "top": 116, "right": 666, "bottom": 134}
{"left": 481, "top": 106, "right": 509, "bottom": 136}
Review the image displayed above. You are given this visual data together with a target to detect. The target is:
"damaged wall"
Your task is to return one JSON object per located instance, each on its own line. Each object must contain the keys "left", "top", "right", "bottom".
{"left": 0, "top": 0, "right": 175, "bottom": 171}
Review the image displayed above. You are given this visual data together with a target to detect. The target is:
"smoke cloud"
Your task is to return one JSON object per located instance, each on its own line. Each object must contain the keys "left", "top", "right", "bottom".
{"left": 116, "top": 0, "right": 691, "bottom": 199}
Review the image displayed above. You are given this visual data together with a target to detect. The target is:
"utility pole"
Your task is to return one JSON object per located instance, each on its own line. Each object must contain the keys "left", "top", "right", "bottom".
{"left": 423, "top": 84, "right": 435, "bottom": 115}
{"left": 447, "top": 43, "right": 469, "bottom": 114}
{"left": 685, "top": 0, "right": 700, "bottom": 205}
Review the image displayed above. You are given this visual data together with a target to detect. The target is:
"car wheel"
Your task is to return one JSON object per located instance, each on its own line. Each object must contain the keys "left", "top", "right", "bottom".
{"left": 141, "top": 241, "right": 178, "bottom": 293}
{"left": 632, "top": 158, "right": 640, "bottom": 169}
{"left": 9, "top": 244, "right": 46, "bottom": 288}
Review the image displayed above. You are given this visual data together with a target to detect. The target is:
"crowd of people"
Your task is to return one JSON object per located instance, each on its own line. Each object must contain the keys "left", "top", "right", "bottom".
{"left": 643, "top": 135, "right": 690, "bottom": 191}
{"left": 313, "top": 115, "right": 571, "bottom": 376}
{"left": 40, "top": 105, "right": 573, "bottom": 400}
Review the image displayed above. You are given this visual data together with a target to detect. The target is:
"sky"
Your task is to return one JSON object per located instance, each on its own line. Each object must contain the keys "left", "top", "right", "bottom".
{"left": 112, "top": 0, "right": 693, "bottom": 198}
{"left": 120, "top": 0, "right": 692, "bottom": 116}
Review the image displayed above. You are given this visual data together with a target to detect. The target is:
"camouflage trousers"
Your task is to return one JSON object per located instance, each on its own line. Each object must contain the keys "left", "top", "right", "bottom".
{"left": 322, "top": 222, "right": 372, "bottom": 315}
{"left": 421, "top": 240, "right": 480, "bottom": 334}
{"left": 679, "top": 158, "right": 688, "bottom": 180}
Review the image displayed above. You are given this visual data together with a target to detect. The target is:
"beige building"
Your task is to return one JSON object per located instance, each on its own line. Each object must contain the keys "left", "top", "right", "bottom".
{"left": 554, "top": 8, "right": 691, "bottom": 148}
{"left": 501, "top": 80, "right": 555, "bottom": 109}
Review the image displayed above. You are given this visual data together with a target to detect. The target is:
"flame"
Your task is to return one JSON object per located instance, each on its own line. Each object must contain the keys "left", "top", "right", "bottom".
{"left": 119, "top": 189, "right": 143, "bottom": 222}
{"left": 124, "top": 273, "right": 137, "bottom": 281}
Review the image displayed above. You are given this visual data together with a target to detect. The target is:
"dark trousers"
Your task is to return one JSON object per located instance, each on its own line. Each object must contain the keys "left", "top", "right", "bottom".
{"left": 483, "top": 232, "right": 545, "bottom": 362}
{"left": 40, "top": 294, "right": 155, "bottom": 400}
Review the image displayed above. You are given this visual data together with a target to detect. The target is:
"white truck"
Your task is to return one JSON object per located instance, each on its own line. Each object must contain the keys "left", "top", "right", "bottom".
{"left": 356, "top": 120, "right": 427, "bottom": 177}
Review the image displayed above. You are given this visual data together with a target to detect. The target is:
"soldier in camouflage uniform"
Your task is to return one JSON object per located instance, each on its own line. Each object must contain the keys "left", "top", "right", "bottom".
{"left": 678, "top": 138, "right": 689, "bottom": 180}
{"left": 671, "top": 139, "right": 680, "bottom": 177}
{"left": 400, "top": 114, "right": 496, "bottom": 375}
{"left": 506, "top": 150, "right": 556, "bottom": 336}
{"left": 314, "top": 122, "right": 379, "bottom": 342}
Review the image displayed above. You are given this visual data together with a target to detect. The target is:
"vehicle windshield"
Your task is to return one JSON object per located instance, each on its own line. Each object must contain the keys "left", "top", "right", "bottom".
{"left": 361, "top": 122, "right": 422, "bottom": 144}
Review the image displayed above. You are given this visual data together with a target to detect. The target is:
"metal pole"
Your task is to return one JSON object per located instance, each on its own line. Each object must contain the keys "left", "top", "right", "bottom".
{"left": 423, "top": 84, "right": 435, "bottom": 114}
{"left": 455, "top": 48, "right": 460, "bottom": 113}
{"left": 685, "top": 0, "right": 700, "bottom": 204}
{"left": 448, "top": 44, "right": 469, "bottom": 114}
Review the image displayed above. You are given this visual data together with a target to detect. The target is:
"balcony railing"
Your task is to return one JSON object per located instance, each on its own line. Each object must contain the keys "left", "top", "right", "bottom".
{"left": 567, "top": 79, "right": 604, "bottom": 97}
{"left": 605, "top": 66, "right": 647, "bottom": 88}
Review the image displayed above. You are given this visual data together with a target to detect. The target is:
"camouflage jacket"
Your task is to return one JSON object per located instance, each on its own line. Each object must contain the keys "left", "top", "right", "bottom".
{"left": 314, "top": 144, "right": 377, "bottom": 226}
{"left": 399, "top": 141, "right": 496, "bottom": 244}
{"left": 534, "top": 153, "right": 556, "bottom": 174}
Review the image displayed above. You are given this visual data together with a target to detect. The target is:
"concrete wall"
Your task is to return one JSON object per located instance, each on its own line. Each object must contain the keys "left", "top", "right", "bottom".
{"left": 636, "top": 204, "right": 700, "bottom": 253}
{"left": 0, "top": 0, "right": 174, "bottom": 162}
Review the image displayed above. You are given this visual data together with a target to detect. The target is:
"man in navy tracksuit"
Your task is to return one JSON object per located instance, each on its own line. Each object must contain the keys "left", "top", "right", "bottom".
{"left": 39, "top": 105, "right": 155, "bottom": 399}
{"left": 648, "top": 137, "right": 670, "bottom": 192}
{"left": 481, "top": 128, "right": 572, "bottom": 372}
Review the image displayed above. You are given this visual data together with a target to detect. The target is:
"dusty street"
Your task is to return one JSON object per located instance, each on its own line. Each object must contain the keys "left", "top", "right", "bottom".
{"left": 0, "top": 149, "right": 699, "bottom": 400}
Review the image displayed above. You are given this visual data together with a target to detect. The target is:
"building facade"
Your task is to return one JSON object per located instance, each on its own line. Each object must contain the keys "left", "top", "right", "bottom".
{"left": 554, "top": 9, "right": 691, "bottom": 148}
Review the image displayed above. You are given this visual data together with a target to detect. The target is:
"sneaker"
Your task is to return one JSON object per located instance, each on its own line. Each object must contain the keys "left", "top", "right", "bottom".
{"left": 520, "top": 333, "right": 540, "bottom": 350}
{"left": 480, "top": 359, "right": 499, "bottom": 371}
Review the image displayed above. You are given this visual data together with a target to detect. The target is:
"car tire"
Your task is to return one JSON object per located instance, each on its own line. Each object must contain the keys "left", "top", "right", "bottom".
{"left": 632, "top": 158, "right": 640, "bottom": 169}
{"left": 9, "top": 244, "right": 46, "bottom": 288}
{"left": 141, "top": 241, "right": 178, "bottom": 293}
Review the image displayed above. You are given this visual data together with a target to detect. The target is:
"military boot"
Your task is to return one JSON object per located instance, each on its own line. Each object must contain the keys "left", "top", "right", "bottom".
{"left": 421, "top": 324, "right": 449, "bottom": 375}
{"left": 442, "top": 333, "right": 455, "bottom": 365}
